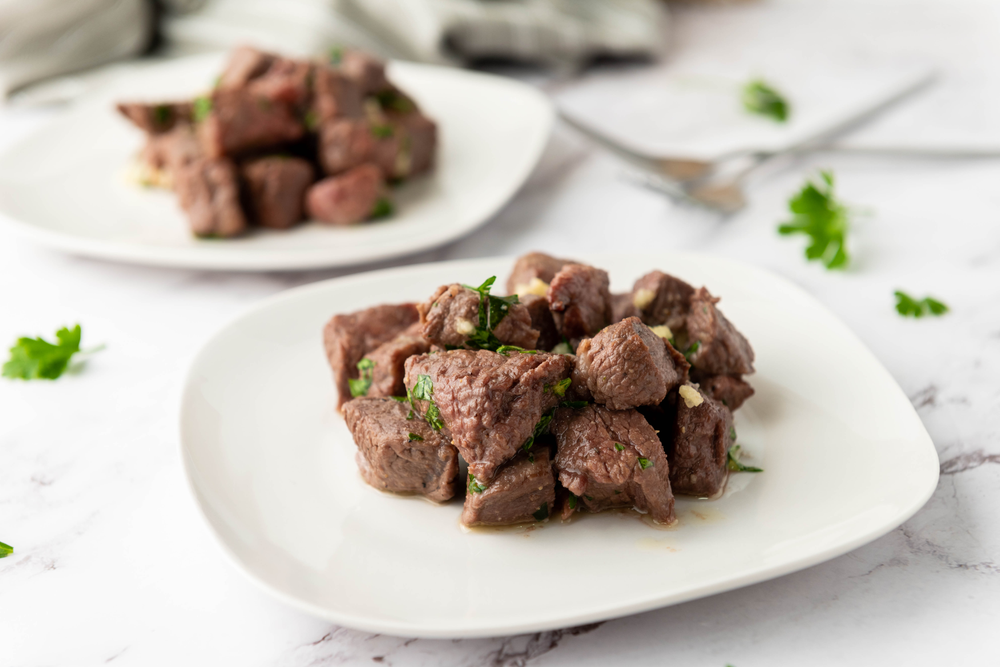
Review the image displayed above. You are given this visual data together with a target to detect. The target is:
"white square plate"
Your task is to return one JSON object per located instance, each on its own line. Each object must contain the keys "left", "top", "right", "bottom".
{"left": 179, "top": 254, "right": 938, "bottom": 638}
{"left": 0, "top": 55, "right": 551, "bottom": 271}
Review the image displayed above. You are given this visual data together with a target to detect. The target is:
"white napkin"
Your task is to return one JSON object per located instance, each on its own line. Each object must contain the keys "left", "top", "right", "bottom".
{"left": 337, "top": 0, "right": 670, "bottom": 67}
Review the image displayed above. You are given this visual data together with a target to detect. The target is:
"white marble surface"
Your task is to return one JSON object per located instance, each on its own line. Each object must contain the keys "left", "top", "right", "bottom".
{"left": 2, "top": 1, "right": 1000, "bottom": 665}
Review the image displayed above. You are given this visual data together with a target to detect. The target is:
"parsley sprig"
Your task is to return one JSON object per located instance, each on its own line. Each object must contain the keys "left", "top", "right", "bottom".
{"left": 727, "top": 445, "right": 763, "bottom": 473}
{"left": 742, "top": 79, "right": 790, "bottom": 122}
{"left": 778, "top": 171, "right": 852, "bottom": 270}
{"left": 407, "top": 374, "right": 444, "bottom": 430}
{"left": 468, "top": 473, "right": 487, "bottom": 494}
{"left": 895, "top": 291, "right": 948, "bottom": 318}
{"left": 0, "top": 541, "right": 11, "bottom": 558}
{"left": 348, "top": 358, "right": 375, "bottom": 397}
{"left": 3, "top": 325, "right": 103, "bottom": 380}
{"left": 460, "top": 277, "right": 519, "bottom": 351}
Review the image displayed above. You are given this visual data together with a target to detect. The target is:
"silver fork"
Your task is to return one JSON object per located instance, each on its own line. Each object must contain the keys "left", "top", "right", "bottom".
{"left": 560, "top": 71, "right": 955, "bottom": 213}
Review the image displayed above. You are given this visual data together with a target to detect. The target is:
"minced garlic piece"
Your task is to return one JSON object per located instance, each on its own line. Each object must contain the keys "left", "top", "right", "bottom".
{"left": 633, "top": 288, "right": 656, "bottom": 310}
{"left": 515, "top": 277, "right": 549, "bottom": 298}
{"left": 550, "top": 341, "right": 573, "bottom": 355}
{"left": 455, "top": 317, "right": 477, "bottom": 336}
{"left": 678, "top": 384, "right": 704, "bottom": 408}
{"left": 649, "top": 324, "right": 673, "bottom": 341}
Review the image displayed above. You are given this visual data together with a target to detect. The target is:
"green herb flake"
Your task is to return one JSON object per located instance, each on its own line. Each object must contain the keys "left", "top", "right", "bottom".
{"left": 376, "top": 89, "right": 416, "bottom": 113}
{"left": 568, "top": 493, "right": 578, "bottom": 510}
{"left": 369, "top": 197, "right": 394, "bottom": 220}
{"left": 304, "top": 110, "right": 319, "bottom": 131}
{"left": 370, "top": 124, "right": 394, "bottom": 139}
{"left": 523, "top": 412, "right": 554, "bottom": 451}
{"left": 729, "top": 426, "right": 737, "bottom": 441}
{"left": 408, "top": 432, "right": 424, "bottom": 442}
{"left": 409, "top": 374, "right": 444, "bottom": 430}
{"left": 545, "top": 377, "right": 572, "bottom": 397}
{"left": 468, "top": 473, "right": 487, "bottom": 494}
{"left": 742, "top": 78, "right": 789, "bottom": 122}
{"left": 497, "top": 345, "right": 537, "bottom": 356}
{"left": 460, "top": 276, "right": 520, "bottom": 351}
{"left": 614, "top": 443, "right": 625, "bottom": 452}
{"left": 532, "top": 502, "right": 549, "bottom": 521}
{"left": 153, "top": 104, "right": 173, "bottom": 127}
{"left": 683, "top": 340, "right": 701, "bottom": 362}
{"left": 560, "top": 400, "right": 589, "bottom": 409}
{"left": 328, "top": 46, "right": 343, "bottom": 65}
{"left": 193, "top": 96, "right": 212, "bottom": 123}
{"left": 638, "top": 457, "right": 652, "bottom": 470}
{"left": 728, "top": 445, "right": 763, "bottom": 473}
{"left": 390, "top": 395, "right": 409, "bottom": 402}
{"left": 0, "top": 541, "right": 11, "bottom": 558}
{"left": 778, "top": 171, "right": 852, "bottom": 270}
{"left": 528, "top": 453, "right": 535, "bottom": 463}
{"left": 3, "top": 324, "right": 102, "bottom": 381}
{"left": 894, "top": 291, "right": 949, "bottom": 318}
{"left": 347, "top": 358, "right": 375, "bottom": 397}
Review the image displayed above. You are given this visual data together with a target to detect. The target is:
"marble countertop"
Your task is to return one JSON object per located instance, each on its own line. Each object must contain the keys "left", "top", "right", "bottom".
{"left": 2, "top": 2, "right": 999, "bottom": 665}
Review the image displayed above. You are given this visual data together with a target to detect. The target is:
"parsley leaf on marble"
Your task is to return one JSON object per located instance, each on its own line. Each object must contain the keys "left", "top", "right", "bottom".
{"left": 727, "top": 445, "right": 763, "bottom": 473}
{"left": 742, "top": 79, "right": 790, "bottom": 122}
{"left": 348, "top": 358, "right": 375, "bottom": 397}
{"left": 895, "top": 291, "right": 949, "bottom": 318}
{"left": 778, "top": 171, "right": 852, "bottom": 270}
{"left": 0, "top": 541, "right": 11, "bottom": 558}
{"left": 3, "top": 324, "right": 102, "bottom": 381}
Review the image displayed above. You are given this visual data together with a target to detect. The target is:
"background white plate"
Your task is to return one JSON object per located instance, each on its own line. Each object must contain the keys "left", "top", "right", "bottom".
{"left": 0, "top": 55, "right": 552, "bottom": 271}
{"left": 179, "top": 254, "right": 939, "bottom": 638}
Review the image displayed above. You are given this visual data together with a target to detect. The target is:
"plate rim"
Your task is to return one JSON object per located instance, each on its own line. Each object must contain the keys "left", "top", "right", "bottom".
{"left": 178, "top": 252, "right": 940, "bottom": 638}
{"left": 0, "top": 57, "right": 554, "bottom": 272}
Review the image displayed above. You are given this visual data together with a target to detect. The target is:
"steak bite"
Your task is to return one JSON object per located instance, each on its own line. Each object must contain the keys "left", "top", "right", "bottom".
{"left": 632, "top": 270, "right": 695, "bottom": 332}
{"left": 610, "top": 292, "right": 639, "bottom": 323}
{"left": 548, "top": 264, "right": 613, "bottom": 340}
{"left": 249, "top": 57, "right": 314, "bottom": 109}
{"left": 340, "top": 49, "right": 390, "bottom": 95}
{"left": 198, "top": 87, "right": 304, "bottom": 158}
{"left": 696, "top": 373, "right": 755, "bottom": 411}
{"left": 575, "top": 317, "right": 689, "bottom": 410}
{"left": 323, "top": 303, "right": 421, "bottom": 409}
{"left": 506, "top": 252, "right": 575, "bottom": 296}
{"left": 312, "top": 65, "right": 364, "bottom": 124}
{"left": 521, "top": 294, "right": 561, "bottom": 351}
{"left": 306, "top": 163, "right": 386, "bottom": 226}
{"left": 365, "top": 323, "right": 431, "bottom": 399}
{"left": 417, "top": 284, "right": 539, "bottom": 350}
{"left": 217, "top": 45, "right": 277, "bottom": 90}
{"left": 404, "top": 350, "right": 573, "bottom": 482}
{"left": 685, "top": 287, "right": 755, "bottom": 376}
{"left": 117, "top": 101, "right": 193, "bottom": 134}
{"left": 461, "top": 447, "right": 556, "bottom": 526}
{"left": 241, "top": 156, "right": 314, "bottom": 229}
{"left": 173, "top": 158, "right": 247, "bottom": 238}
{"left": 317, "top": 119, "right": 375, "bottom": 175}
{"left": 669, "top": 384, "right": 735, "bottom": 497}
{"left": 551, "top": 405, "right": 675, "bottom": 524}
{"left": 139, "top": 124, "right": 204, "bottom": 186}
{"left": 345, "top": 397, "right": 459, "bottom": 502}
{"left": 393, "top": 111, "right": 437, "bottom": 178}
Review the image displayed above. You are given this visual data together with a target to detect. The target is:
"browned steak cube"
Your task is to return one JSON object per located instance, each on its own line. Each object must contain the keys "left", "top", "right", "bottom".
{"left": 117, "top": 101, "right": 192, "bottom": 134}
{"left": 575, "top": 317, "right": 689, "bottom": 410}
{"left": 317, "top": 119, "right": 375, "bottom": 175}
{"left": 365, "top": 323, "right": 431, "bottom": 399}
{"left": 552, "top": 405, "right": 675, "bottom": 524}
{"left": 417, "top": 284, "right": 539, "bottom": 350}
{"left": 610, "top": 292, "right": 639, "bottom": 323}
{"left": 249, "top": 58, "right": 314, "bottom": 109}
{"left": 240, "top": 156, "right": 314, "bottom": 229}
{"left": 173, "top": 158, "right": 247, "bottom": 238}
{"left": 685, "top": 287, "right": 755, "bottom": 376}
{"left": 140, "top": 124, "right": 204, "bottom": 184}
{"left": 217, "top": 45, "right": 277, "bottom": 90}
{"left": 393, "top": 111, "right": 437, "bottom": 177}
{"left": 345, "top": 397, "right": 459, "bottom": 502}
{"left": 340, "top": 49, "right": 390, "bottom": 95}
{"left": 306, "top": 164, "right": 386, "bottom": 226}
{"left": 695, "top": 373, "right": 755, "bottom": 411}
{"left": 312, "top": 65, "right": 364, "bottom": 124}
{"left": 521, "top": 294, "right": 560, "bottom": 351}
{"left": 506, "top": 252, "right": 576, "bottom": 295}
{"left": 669, "top": 385, "right": 735, "bottom": 497}
{"left": 404, "top": 350, "right": 572, "bottom": 482}
{"left": 368, "top": 124, "right": 405, "bottom": 179}
{"left": 548, "top": 264, "right": 612, "bottom": 341}
{"left": 199, "top": 88, "right": 304, "bottom": 158}
{"left": 632, "top": 270, "right": 695, "bottom": 332}
{"left": 461, "top": 448, "right": 555, "bottom": 526}
{"left": 323, "top": 303, "right": 420, "bottom": 409}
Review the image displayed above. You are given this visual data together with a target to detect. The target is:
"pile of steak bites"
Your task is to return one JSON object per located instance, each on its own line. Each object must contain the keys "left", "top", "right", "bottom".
{"left": 117, "top": 46, "right": 436, "bottom": 238}
{"left": 323, "top": 252, "right": 756, "bottom": 528}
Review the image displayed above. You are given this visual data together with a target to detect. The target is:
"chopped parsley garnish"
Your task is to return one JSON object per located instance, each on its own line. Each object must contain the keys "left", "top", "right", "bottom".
{"left": 497, "top": 345, "right": 537, "bottom": 356}
{"left": 213, "top": 74, "right": 223, "bottom": 89}
{"left": 375, "top": 89, "right": 416, "bottom": 113}
{"left": 468, "top": 473, "right": 487, "bottom": 494}
{"left": 370, "top": 197, "right": 394, "bottom": 220}
{"left": 0, "top": 541, "right": 11, "bottom": 558}
{"left": 460, "top": 276, "right": 519, "bottom": 351}
{"left": 727, "top": 445, "right": 763, "bottom": 473}
{"left": 304, "top": 110, "right": 319, "bottom": 131}
{"left": 528, "top": 453, "right": 535, "bottom": 463}
{"left": 153, "top": 104, "right": 173, "bottom": 126}
{"left": 328, "top": 46, "right": 343, "bottom": 64}
{"left": 532, "top": 503, "right": 549, "bottom": 521}
{"left": 193, "top": 96, "right": 212, "bottom": 122}
{"left": 637, "top": 457, "right": 653, "bottom": 470}
{"left": 3, "top": 324, "right": 102, "bottom": 381}
{"left": 895, "top": 291, "right": 949, "bottom": 318}
{"left": 544, "top": 377, "right": 572, "bottom": 397}
{"left": 585, "top": 495, "right": 594, "bottom": 501}
{"left": 729, "top": 426, "right": 737, "bottom": 441}
{"left": 742, "top": 78, "right": 790, "bottom": 122}
{"left": 614, "top": 442, "right": 625, "bottom": 452}
{"left": 371, "top": 124, "right": 394, "bottom": 139}
{"left": 408, "top": 432, "right": 423, "bottom": 442}
{"left": 348, "top": 358, "right": 375, "bottom": 397}
{"left": 683, "top": 341, "right": 700, "bottom": 362}
{"left": 408, "top": 374, "right": 444, "bottom": 430}
{"left": 568, "top": 493, "right": 578, "bottom": 510}
{"left": 778, "top": 171, "right": 852, "bottom": 270}
{"left": 560, "top": 400, "right": 589, "bottom": 409}
{"left": 522, "top": 412, "right": 554, "bottom": 451}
